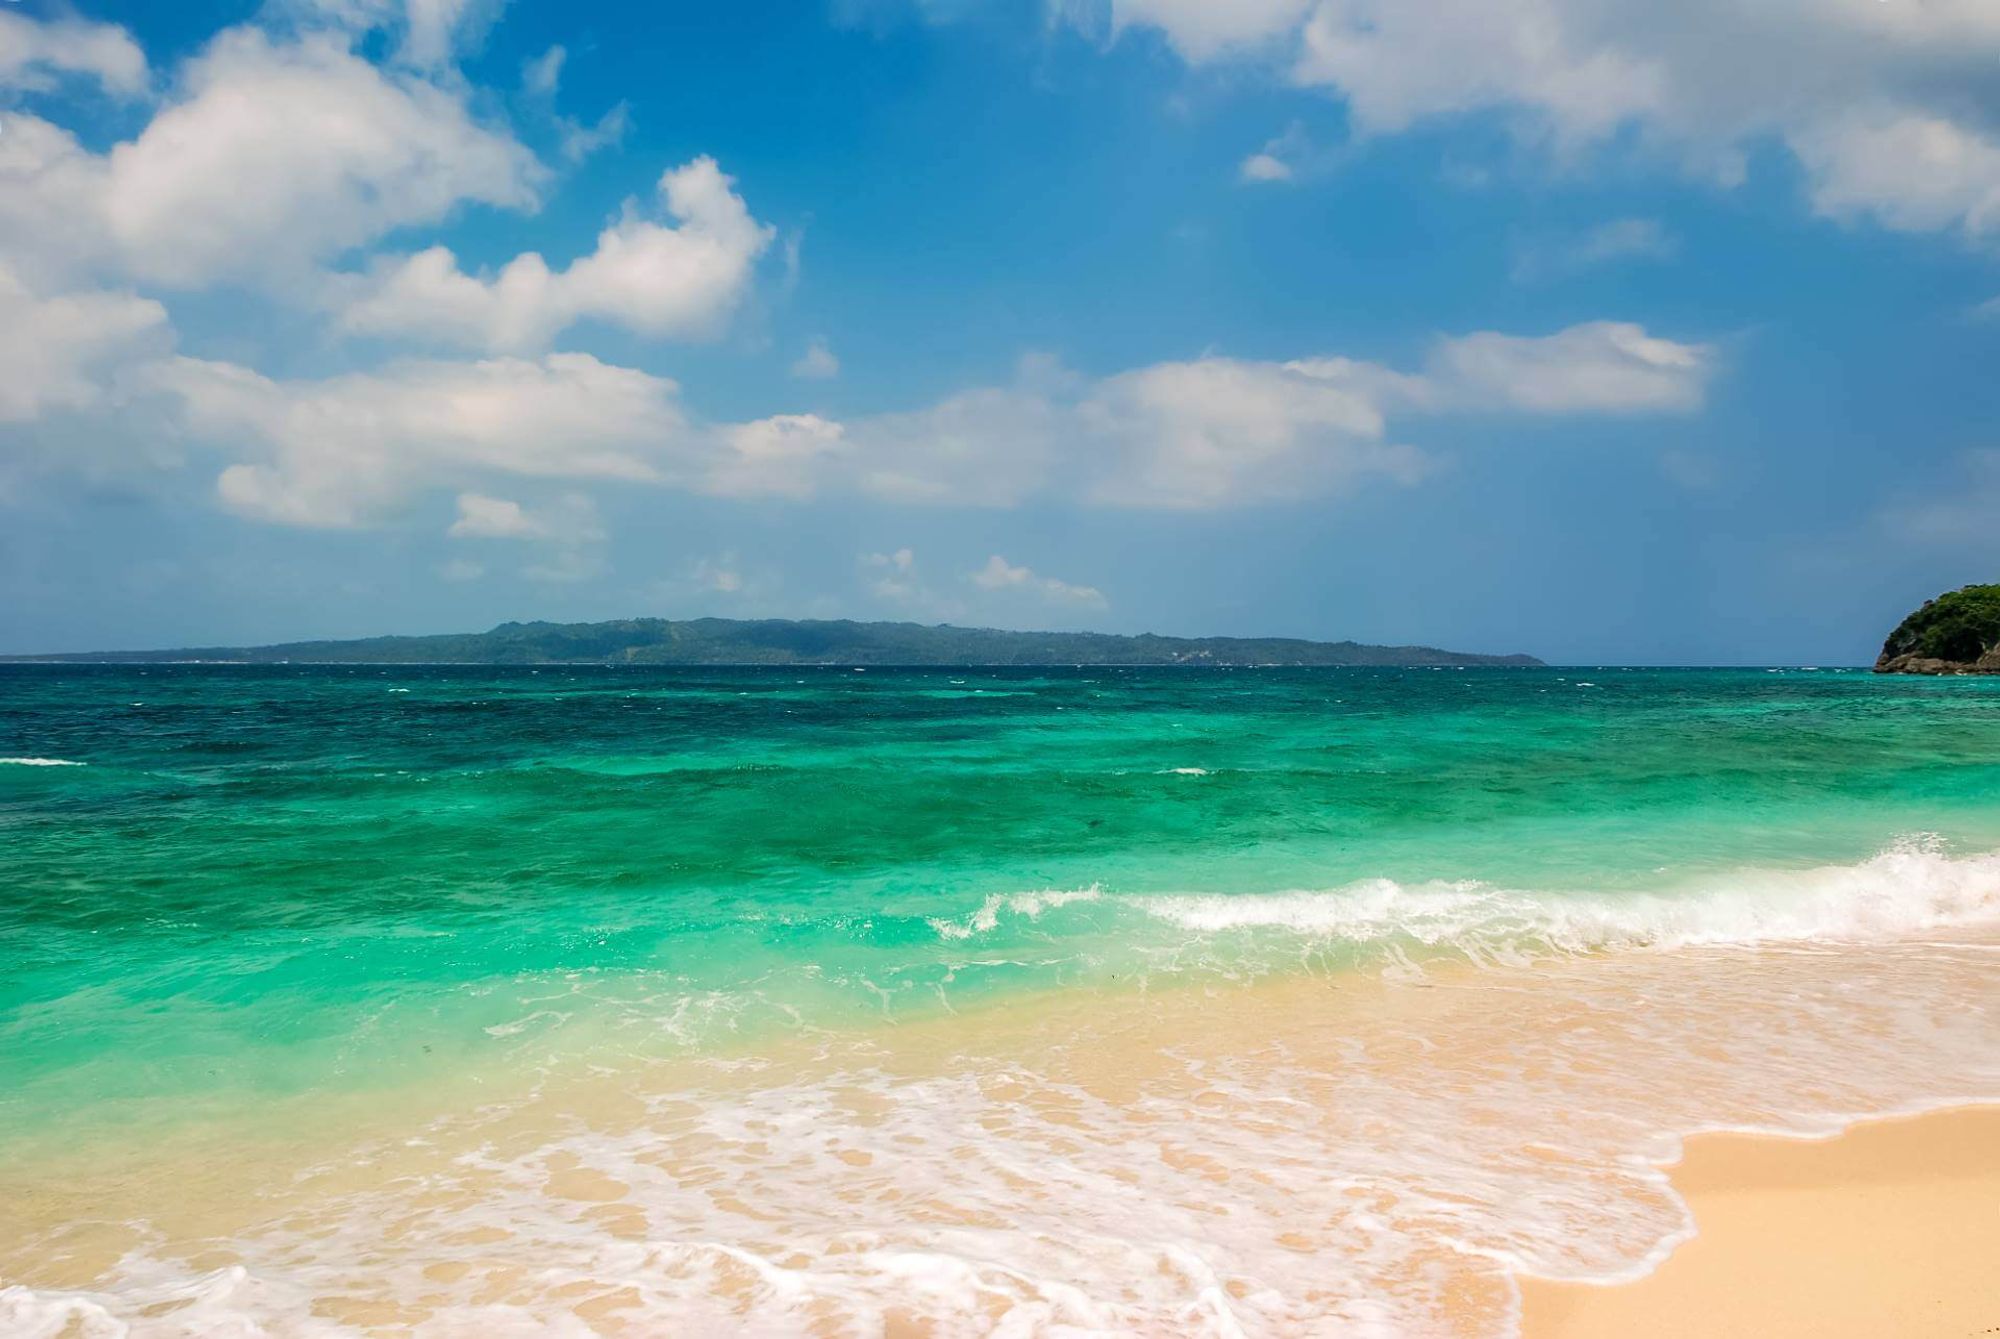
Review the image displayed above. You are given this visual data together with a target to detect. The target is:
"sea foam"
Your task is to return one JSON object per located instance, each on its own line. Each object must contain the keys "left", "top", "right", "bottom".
{"left": 923, "top": 837, "right": 2000, "bottom": 974}
{"left": 1131, "top": 837, "right": 2000, "bottom": 956}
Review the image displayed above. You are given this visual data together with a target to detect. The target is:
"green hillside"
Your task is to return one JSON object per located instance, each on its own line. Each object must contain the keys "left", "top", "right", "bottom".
{"left": 5, "top": 617, "right": 1543, "bottom": 668}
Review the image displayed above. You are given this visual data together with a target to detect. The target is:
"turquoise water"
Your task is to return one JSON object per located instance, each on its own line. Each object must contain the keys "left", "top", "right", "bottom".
{"left": 5, "top": 664, "right": 2000, "bottom": 1335}
{"left": 6, "top": 664, "right": 2000, "bottom": 1140}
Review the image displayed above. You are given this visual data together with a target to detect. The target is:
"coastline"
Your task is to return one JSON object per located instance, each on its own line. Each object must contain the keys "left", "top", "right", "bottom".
{"left": 1518, "top": 1104, "right": 2000, "bottom": 1338}
{"left": 5, "top": 933, "right": 1996, "bottom": 1334}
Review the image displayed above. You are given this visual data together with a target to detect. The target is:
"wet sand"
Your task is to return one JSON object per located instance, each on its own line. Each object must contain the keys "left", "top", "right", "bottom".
{"left": 1519, "top": 1105, "right": 2000, "bottom": 1338}
{"left": 3, "top": 945, "right": 1995, "bottom": 1334}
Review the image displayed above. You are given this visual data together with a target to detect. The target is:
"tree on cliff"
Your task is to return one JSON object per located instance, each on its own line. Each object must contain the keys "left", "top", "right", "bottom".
{"left": 1876, "top": 585, "right": 2000, "bottom": 674}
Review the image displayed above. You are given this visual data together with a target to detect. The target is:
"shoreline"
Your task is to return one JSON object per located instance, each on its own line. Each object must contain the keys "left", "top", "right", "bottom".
{"left": 1517, "top": 1103, "right": 2000, "bottom": 1338}
{"left": 5, "top": 936, "right": 1996, "bottom": 1334}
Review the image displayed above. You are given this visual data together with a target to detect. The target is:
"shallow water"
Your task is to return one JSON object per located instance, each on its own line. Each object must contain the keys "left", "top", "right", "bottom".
{"left": 2, "top": 665, "right": 1997, "bottom": 1334}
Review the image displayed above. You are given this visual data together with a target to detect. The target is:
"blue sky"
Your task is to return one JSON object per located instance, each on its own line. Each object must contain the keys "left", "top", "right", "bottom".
{"left": 2, "top": 0, "right": 1998, "bottom": 662}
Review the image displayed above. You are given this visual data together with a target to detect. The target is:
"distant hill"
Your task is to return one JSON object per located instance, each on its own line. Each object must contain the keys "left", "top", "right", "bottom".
{"left": 1875, "top": 584, "right": 2000, "bottom": 675}
{"left": 3, "top": 618, "right": 1543, "bottom": 668}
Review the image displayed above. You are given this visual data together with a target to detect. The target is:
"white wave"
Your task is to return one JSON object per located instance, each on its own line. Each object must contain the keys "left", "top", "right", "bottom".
{"left": 1160, "top": 767, "right": 1210, "bottom": 776}
{"left": 920, "top": 838, "right": 2000, "bottom": 964}
{"left": 929, "top": 887, "right": 1103, "bottom": 941}
{"left": 0, "top": 757, "right": 84, "bottom": 767}
{"left": 1132, "top": 837, "right": 2000, "bottom": 958}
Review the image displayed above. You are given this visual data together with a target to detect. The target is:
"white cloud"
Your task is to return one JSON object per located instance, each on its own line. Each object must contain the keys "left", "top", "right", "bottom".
{"left": 30, "top": 314, "right": 1707, "bottom": 533}
{"left": 1424, "top": 321, "right": 1712, "bottom": 415}
{"left": 335, "top": 157, "right": 771, "bottom": 351}
{"left": 1100, "top": 0, "right": 2000, "bottom": 238}
{"left": 111, "top": 28, "right": 538, "bottom": 286}
{"left": 0, "top": 12, "right": 148, "bottom": 96}
{"left": 1078, "top": 355, "right": 1426, "bottom": 508}
{"left": 830, "top": 322, "right": 1708, "bottom": 510}
{"left": 273, "top": 0, "right": 502, "bottom": 70}
{"left": 0, "top": 27, "right": 541, "bottom": 289}
{"left": 1239, "top": 153, "right": 1293, "bottom": 184}
{"left": 0, "top": 263, "right": 169, "bottom": 423}
{"left": 1238, "top": 121, "right": 1331, "bottom": 185}
{"left": 447, "top": 492, "right": 602, "bottom": 544}
{"left": 844, "top": 369, "right": 1072, "bottom": 507}
{"left": 970, "top": 554, "right": 1107, "bottom": 607}
{"left": 1510, "top": 217, "right": 1677, "bottom": 283}
{"left": 449, "top": 493, "right": 542, "bottom": 540}
{"left": 1105, "top": 0, "right": 1311, "bottom": 61}
{"left": 150, "top": 352, "right": 687, "bottom": 528}
{"left": 791, "top": 338, "right": 841, "bottom": 379}
{"left": 708, "top": 414, "right": 847, "bottom": 499}
{"left": 0, "top": 116, "right": 124, "bottom": 284}
{"left": 399, "top": 0, "right": 496, "bottom": 69}
{"left": 1794, "top": 110, "right": 2000, "bottom": 236}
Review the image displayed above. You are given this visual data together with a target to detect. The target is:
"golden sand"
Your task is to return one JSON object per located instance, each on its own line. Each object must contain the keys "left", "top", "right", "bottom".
{"left": 1519, "top": 1105, "right": 2000, "bottom": 1339}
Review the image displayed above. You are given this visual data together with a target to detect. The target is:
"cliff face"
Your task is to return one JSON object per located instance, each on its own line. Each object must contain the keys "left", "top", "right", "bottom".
{"left": 1875, "top": 584, "right": 2000, "bottom": 674}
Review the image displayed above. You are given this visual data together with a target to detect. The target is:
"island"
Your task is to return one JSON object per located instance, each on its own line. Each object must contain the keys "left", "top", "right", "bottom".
{"left": 2, "top": 617, "right": 1543, "bottom": 668}
{"left": 1874, "top": 584, "right": 2000, "bottom": 674}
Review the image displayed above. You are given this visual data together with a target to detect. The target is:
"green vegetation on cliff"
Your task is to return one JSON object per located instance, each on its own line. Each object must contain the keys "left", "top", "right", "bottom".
{"left": 1875, "top": 584, "right": 2000, "bottom": 673}
{"left": 4, "top": 617, "right": 1543, "bottom": 668}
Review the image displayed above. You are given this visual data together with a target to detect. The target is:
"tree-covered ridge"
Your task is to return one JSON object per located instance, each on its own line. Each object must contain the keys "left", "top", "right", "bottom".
{"left": 1875, "top": 585, "right": 2000, "bottom": 674}
{"left": 6, "top": 617, "right": 1543, "bottom": 668}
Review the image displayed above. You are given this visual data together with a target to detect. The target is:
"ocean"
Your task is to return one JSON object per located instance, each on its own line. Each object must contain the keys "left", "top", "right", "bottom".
{"left": 2, "top": 664, "right": 1997, "bottom": 1335}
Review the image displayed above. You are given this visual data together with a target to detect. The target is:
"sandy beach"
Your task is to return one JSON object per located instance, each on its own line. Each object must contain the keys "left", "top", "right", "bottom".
{"left": 1520, "top": 1105, "right": 2000, "bottom": 1338}
{"left": 6, "top": 929, "right": 1996, "bottom": 1334}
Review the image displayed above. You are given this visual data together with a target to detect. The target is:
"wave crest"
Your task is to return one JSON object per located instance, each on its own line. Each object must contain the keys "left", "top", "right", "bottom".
{"left": 929, "top": 838, "right": 2000, "bottom": 967}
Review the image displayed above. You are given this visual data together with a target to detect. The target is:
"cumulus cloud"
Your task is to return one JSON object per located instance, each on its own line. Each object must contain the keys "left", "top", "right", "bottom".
{"left": 0, "top": 27, "right": 541, "bottom": 289}
{"left": 1098, "top": 0, "right": 2000, "bottom": 239}
{"left": 1103, "top": 0, "right": 1311, "bottom": 61}
{"left": 829, "top": 322, "right": 1709, "bottom": 510}
{"left": 111, "top": 28, "right": 538, "bottom": 285}
{"left": 448, "top": 492, "right": 603, "bottom": 544}
{"left": 24, "top": 314, "right": 1707, "bottom": 533}
{"left": 334, "top": 157, "right": 772, "bottom": 351}
{"left": 1239, "top": 153, "right": 1293, "bottom": 184}
{"left": 970, "top": 555, "right": 1107, "bottom": 606}
{"left": 449, "top": 493, "right": 544, "bottom": 540}
{"left": 149, "top": 352, "right": 686, "bottom": 528}
{"left": 0, "top": 11, "right": 149, "bottom": 96}
{"left": 0, "top": 264, "right": 169, "bottom": 423}
{"left": 708, "top": 414, "right": 847, "bottom": 500}
{"left": 1422, "top": 322, "right": 1711, "bottom": 415}
{"left": 1793, "top": 110, "right": 2000, "bottom": 235}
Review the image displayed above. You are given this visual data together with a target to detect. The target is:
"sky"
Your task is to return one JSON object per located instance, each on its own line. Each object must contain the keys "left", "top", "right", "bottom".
{"left": 1, "top": 0, "right": 1998, "bottom": 663}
